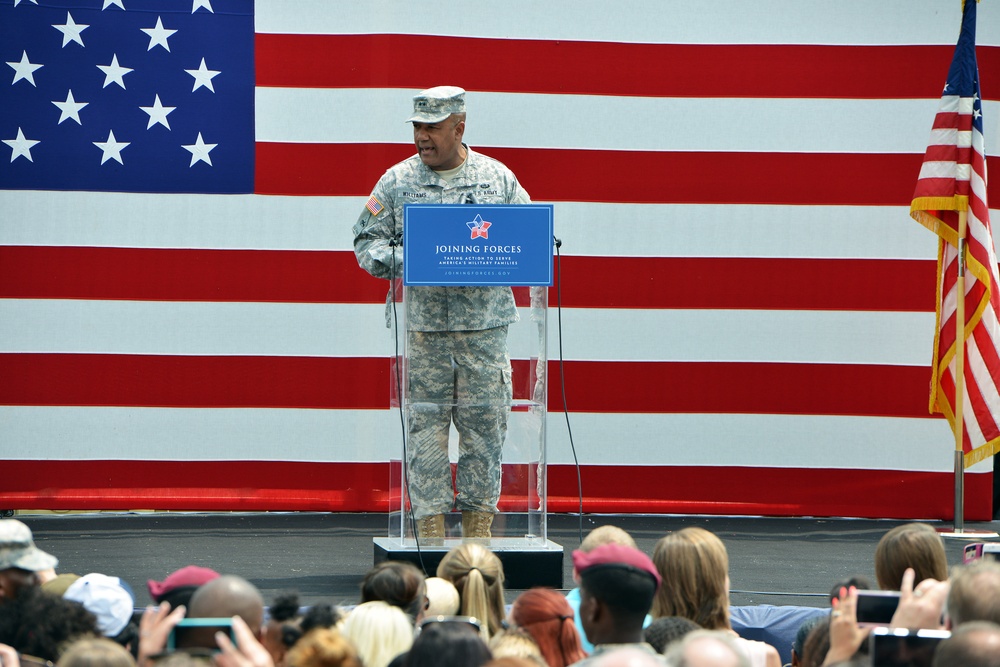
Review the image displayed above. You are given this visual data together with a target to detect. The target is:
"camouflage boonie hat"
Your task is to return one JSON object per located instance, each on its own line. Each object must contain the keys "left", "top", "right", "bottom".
{"left": 405, "top": 86, "right": 466, "bottom": 123}
{"left": 0, "top": 519, "right": 58, "bottom": 572}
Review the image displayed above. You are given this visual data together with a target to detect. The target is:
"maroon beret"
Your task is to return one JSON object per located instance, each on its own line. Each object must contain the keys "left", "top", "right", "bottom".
{"left": 147, "top": 565, "right": 220, "bottom": 599}
{"left": 572, "top": 543, "right": 661, "bottom": 588}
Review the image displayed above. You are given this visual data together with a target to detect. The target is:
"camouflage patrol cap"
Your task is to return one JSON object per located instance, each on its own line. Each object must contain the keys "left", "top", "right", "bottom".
{"left": 405, "top": 86, "right": 466, "bottom": 124}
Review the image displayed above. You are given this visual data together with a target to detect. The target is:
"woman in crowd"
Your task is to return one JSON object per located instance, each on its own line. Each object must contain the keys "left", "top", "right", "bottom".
{"left": 340, "top": 601, "right": 413, "bottom": 667}
{"left": 487, "top": 627, "right": 545, "bottom": 667}
{"left": 284, "top": 628, "right": 360, "bottom": 667}
{"left": 359, "top": 561, "right": 427, "bottom": 623}
{"left": 508, "top": 588, "right": 587, "bottom": 667}
{"left": 408, "top": 619, "right": 491, "bottom": 667}
{"left": 57, "top": 637, "right": 136, "bottom": 667}
{"left": 436, "top": 543, "right": 506, "bottom": 642}
{"left": 424, "top": 577, "right": 460, "bottom": 617}
{"left": 0, "top": 586, "right": 98, "bottom": 663}
{"left": 651, "top": 527, "right": 781, "bottom": 667}
{"left": 873, "top": 523, "right": 948, "bottom": 591}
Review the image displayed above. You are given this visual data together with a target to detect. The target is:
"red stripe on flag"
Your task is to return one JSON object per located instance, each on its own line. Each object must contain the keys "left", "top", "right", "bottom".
{"left": 258, "top": 144, "right": 1000, "bottom": 205}
{"left": 549, "top": 360, "right": 934, "bottom": 418}
{"left": 931, "top": 112, "right": 974, "bottom": 131}
{"left": 0, "top": 354, "right": 935, "bottom": 418}
{"left": 914, "top": 178, "right": 966, "bottom": 199}
{"left": 546, "top": 465, "right": 994, "bottom": 520}
{"left": 255, "top": 34, "right": 1000, "bottom": 101}
{"left": 971, "top": 323, "right": 1000, "bottom": 443}
{"left": 555, "top": 256, "right": 935, "bottom": 312}
{"left": 922, "top": 145, "right": 963, "bottom": 163}
{"left": 0, "top": 246, "right": 386, "bottom": 304}
{"left": 0, "top": 460, "right": 991, "bottom": 520}
{"left": 0, "top": 247, "right": 936, "bottom": 312}
{"left": 0, "top": 354, "right": 391, "bottom": 409}
{"left": 256, "top": 143, "right": 413, "bottom": 198}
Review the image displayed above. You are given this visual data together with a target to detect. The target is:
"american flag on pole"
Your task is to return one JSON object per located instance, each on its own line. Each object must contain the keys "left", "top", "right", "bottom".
{"left": 911, "top": 0, "right": 1000, "bottom": 468}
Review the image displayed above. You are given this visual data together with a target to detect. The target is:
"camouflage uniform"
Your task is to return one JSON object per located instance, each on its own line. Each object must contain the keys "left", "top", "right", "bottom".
{"left": 353, "top": 146, "right": 531, "bottom": 519}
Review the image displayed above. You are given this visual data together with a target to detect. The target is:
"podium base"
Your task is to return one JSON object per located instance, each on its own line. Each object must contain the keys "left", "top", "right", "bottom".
{"left": 373, "top": 537, "right": 564, "bottom": 589}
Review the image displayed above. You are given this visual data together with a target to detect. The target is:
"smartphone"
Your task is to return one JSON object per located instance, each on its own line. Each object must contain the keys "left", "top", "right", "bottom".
{"left": 855, "top": 590, "right": 901, "bottom": 627}
{"left": 963, "top": 542, "right": 1000, "bottom": 564}
{"left": 167, "top": 617, "right": 236, "bottom": 652}
{"left": 869, "top": 627, "right": 949, "bottom": 667}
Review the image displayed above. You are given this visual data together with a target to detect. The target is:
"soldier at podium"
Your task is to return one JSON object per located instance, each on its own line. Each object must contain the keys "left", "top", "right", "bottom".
{"left": 352, "top": 86, "right": 532, "bottom": 539}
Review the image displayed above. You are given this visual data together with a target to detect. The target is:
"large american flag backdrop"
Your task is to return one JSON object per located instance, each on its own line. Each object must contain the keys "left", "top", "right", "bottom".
{"left": 1, "top": 0, "right": 998, "bottom": 519}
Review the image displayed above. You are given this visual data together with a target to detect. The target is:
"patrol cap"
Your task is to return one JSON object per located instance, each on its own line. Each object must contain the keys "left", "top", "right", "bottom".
{"left": 405, "top": 86, "right": 466, "bottom": 124}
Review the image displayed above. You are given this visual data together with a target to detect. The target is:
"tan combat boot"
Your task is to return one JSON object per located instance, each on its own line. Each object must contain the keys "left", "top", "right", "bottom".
{"left": 416, "top": 513, "right": 445, "bottom": 541}
{"left": 461, "top": 511, "right": 493, "bottom": 540}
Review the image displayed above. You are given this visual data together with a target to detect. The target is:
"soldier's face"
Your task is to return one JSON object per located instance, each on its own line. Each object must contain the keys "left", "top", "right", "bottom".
{"left": 413, "top": 116, "right": 465, "bottom": 170}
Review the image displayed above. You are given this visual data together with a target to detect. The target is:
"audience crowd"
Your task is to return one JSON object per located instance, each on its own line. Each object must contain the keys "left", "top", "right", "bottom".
{"left": 3, "top": 516, "right": 1000, "bottom": 667}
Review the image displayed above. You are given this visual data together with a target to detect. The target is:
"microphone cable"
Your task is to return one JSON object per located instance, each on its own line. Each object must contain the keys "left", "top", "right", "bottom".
{"left": 552, "top": 236, "right": 584, "bottom": 546}
{"left": 388, "top": 234, "right": 430, "bottom": 575}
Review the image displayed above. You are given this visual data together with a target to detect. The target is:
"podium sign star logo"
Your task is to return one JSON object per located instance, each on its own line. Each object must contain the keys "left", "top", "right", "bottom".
{"left": 467, "top": 214, "right": 492, "bottom": 239}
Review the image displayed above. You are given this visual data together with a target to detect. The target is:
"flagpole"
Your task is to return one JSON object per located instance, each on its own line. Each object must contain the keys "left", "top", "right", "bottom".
{"left": 952, "top": 209, "right": 968, "bottom": 534}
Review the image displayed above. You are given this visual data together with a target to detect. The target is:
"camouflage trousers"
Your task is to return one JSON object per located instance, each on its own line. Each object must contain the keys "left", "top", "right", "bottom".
{"left": 405, "top": 326, "right": 512, "bottom": 520}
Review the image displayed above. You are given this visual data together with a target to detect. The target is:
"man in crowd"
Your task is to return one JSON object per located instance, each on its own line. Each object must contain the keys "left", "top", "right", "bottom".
{"left": 571, "top": 543, "right": 663, "bottom": 665}
{"left": 932, "top": 621, "right": 1000, "bottom": 667}
{"left": 0, "top": 519, "right": 57, "bottom": 603}
{"left": 947, "top": 559, "right": 1000, "bottom": 627}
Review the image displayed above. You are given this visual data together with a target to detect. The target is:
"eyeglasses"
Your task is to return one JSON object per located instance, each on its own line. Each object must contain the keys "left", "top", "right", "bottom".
{"left": 18, "top": 655, "right": 55, "bottom": 667}
{"left": 417, "top": 615, "right": 482, "bottom": 632}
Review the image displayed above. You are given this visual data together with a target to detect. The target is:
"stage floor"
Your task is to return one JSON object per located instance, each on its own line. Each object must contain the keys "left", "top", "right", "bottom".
{"left": 20, "top": 512, "right": 1000, "bottom": 609}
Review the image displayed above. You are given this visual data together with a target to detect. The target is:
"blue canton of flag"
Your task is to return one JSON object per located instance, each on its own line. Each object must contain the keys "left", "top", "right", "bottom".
{"left": 0, "top": 0, "right": 254, "bottom": 194}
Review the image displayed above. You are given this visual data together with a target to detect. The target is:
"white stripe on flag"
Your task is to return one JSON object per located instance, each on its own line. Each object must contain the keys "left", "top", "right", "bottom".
{"left": 0, "top": 299, "right": 935, "bottom": 364}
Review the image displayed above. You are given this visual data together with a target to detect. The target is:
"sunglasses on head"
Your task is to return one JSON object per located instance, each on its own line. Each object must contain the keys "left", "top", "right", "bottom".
{"left": 418, "top": 615, "right": 482, "bottom": 632}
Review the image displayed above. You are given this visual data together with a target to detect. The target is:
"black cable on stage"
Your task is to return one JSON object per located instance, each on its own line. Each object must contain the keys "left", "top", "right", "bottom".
{"left": 388, "top": 235, "right": 429, "bottom": 575}
{"left": 553, "top": 237, "right": 584, "bottom": 546}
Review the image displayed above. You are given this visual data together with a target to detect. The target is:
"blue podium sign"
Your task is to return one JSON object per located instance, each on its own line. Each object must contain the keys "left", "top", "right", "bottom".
{"left": 403, "top": 204, "right": 554, "bottom": 286}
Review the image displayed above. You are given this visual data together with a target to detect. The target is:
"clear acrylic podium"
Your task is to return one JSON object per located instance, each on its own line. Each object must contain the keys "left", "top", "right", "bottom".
{"left": 373, "top": 205, "right": 562, "bottom": 588}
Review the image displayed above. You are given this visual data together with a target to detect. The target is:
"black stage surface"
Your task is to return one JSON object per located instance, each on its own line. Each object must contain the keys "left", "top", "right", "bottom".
{"left": 19, "top": 512, "right": 1000, "bottom": 609}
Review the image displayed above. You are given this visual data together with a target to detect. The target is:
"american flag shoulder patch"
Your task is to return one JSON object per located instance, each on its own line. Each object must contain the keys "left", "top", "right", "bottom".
{"left": 366, "top": 196, "right": 384, "bottom": 216}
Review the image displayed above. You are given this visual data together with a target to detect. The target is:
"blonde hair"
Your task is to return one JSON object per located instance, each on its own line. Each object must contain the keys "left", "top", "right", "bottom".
{"left": 286, "top": 628, "right": 361, "bottom": 667}
{"left": 57, "top": 638, "right": 136, "bottom": 667}
{"left": 488, "top": 628, "right": 546, "bottom": 667}
{"left": 340, "top": 601, "right": 413, "bottom": 667}
{"left": 425, "top": 577, "right": 460, "bottom": 617}
{"left": 651, "top": 527, "right": 730, "bottom": 630}
{"left": 580, "top": 525, "right": 637, "bottom": 552}
{"left": 437, "top": 543, "right": 506, "bottom": 642}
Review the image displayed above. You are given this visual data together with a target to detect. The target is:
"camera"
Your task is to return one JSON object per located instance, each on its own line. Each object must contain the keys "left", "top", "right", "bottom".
{"left": 855, "top": 590, "right": 901, "bottom": 626}
{"left": 167, "top": 617, "right": 236, "bottom": 652}
{"left": 869, "top": 627, "right": 949, "bottom": 667}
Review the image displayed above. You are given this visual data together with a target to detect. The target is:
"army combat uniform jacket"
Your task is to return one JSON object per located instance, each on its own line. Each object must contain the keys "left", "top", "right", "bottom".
{"left": 352, "top": 146, "right": 531, "bottom": 332}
